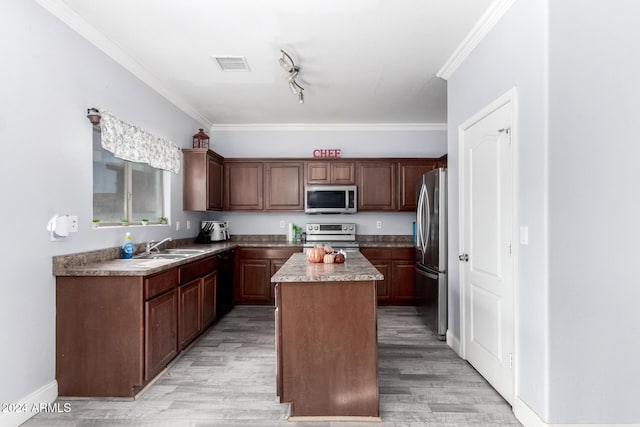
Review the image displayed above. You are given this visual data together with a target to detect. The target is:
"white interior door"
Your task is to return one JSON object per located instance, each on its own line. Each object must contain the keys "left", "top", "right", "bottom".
{"left": 460, "top": 97, "right": 514, "bottom": 404}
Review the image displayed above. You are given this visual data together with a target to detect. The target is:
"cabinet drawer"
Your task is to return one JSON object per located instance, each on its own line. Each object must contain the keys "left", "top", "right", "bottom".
{"left": 360, "top": 248, "right": 392, "bottom": 260}
{"left": 239, "top": 247, "right": 300, "bottom": 260}
{"left": 179, "top": 256, "right": 217, "bottom": 284}
{"left": 144, "top": 269, "right": 178, "bottom": 300}
{"left": 392, "top": 247, "right": 415, "bottom": 260}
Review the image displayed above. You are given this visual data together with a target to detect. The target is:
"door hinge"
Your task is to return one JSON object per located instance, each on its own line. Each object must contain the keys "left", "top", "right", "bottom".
{"left": 509, "top": 353, "right": 513, "bottom": 369}
{"left": 508, "top": 241, "right": 512, "bottom": 256}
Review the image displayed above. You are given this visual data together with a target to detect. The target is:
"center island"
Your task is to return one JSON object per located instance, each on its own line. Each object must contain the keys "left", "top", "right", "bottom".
{"left": 270, "top": 251, "right": 384, "bottom": 422}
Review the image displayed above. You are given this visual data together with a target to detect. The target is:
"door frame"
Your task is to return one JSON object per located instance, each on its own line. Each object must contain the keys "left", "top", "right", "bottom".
{"left": 457, "top": 87, "right": 519, "bottom": 401}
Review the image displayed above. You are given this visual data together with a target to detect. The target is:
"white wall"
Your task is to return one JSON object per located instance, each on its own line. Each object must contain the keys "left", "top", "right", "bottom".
{"left": 446, "top": 0, "right": 549, "bottom": 420}
{"left": 547, "top": 0, "right": 640, "bottom": 423}
{"left": 211, "top": 212, "right": 416, "bottom": 236}
{"left": 0, "top": 0, "right": 206, "bottom": 418}
{"left": 210, "top": 128, "right": 447, "bottom": 158}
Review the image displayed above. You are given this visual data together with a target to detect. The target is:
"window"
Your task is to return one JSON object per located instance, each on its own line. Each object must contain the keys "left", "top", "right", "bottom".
{"left": 93, "top": 127, "right": 165, "bottom": 224}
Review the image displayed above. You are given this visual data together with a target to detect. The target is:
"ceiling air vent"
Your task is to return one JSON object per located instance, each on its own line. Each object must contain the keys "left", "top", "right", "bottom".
{"left": 213, "top": 56, "right": 250, "bottom": 72}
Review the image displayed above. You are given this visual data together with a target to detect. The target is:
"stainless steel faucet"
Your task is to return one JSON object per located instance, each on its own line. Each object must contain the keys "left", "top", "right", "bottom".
{"left": 146, "top": 237, "right": 172, "bottom": 253}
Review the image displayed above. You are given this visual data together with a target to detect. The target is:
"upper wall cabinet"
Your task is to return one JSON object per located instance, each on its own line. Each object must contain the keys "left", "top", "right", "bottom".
{"left": 357, "top": 161, "right": 397, "bottom": 211}
{"left": 305, "top": 161, "right": 355, "bottom": 185}
{"left": 397, "top": 159, "right": 438, "bottom": 211}
{"left": 264, "top": 161, "right": 304, "bottom": 211}
{"left": 224, "top": 161, "right": 264, "bottom": 211}
{"left": 183, "top": 149, "right": 223, "bottom": 211}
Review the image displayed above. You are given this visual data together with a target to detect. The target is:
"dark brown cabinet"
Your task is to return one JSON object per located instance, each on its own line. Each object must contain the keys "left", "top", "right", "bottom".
{"left": 357, "top": 161, "right": 397, "bottom": 211}
{"left": 224, "top": 161, "right": 263, "bottom": 210}
{"left": 264, "top": 161, "right": 304, "bottom": 211}
{"left": 178, "top": 279, "right": 202, "bottom": 350}
{"left": 56, "top": 251, "right": 228, "bottom": 397}
{"left": 398, "top": 159, "right": 438, "bottom": 211}
{"left": 235, "top": 247, "right": 300, "bottom": 305}
{"left": 361, "top": 247, "right": 416, "bottom": 305}
{"left": 182, "top": 148, "right": 223, "bottom": 211}
{"left": 145, "top": 288, "right": 178, "bottom": 381}
{"left": 305, "top": 161, "right": 355, "bottom": 185}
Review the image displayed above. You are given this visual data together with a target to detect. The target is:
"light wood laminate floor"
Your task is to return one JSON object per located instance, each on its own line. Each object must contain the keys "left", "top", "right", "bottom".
{"left": 24, "top": 306, "right": 520, "bottom": 426}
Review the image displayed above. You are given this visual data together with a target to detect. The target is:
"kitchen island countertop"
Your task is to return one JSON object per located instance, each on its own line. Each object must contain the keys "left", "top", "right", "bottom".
{"left": 271, "top": 252, "right": 383, "bottom": 282}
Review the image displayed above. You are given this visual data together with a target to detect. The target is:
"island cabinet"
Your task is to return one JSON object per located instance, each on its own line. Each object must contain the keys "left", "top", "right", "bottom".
{"left": 305, "top": 160, "right": 355, "bottom": 185}
{"left": 235, "top": 247, "right": 300, "bottom": 305}
{"left": 357, "top": 160, "right": 397, "bottom": 211}
{"left": 361, "top": 247, "right": 417, "bottom": 305}
{"left": 272, "top": 252, "right": 381, "bottom": 421}
{"left": 182, "top": 148, "right": 224, "bottom": 211}
{"left": 397, "top": 159, "right": 438, "bottom": 211}
{"left": 56, "top": 254, "right": 220, "bottom": 398}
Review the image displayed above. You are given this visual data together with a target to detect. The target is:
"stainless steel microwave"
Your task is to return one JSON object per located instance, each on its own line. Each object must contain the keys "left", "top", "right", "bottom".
{"left": 304, "top": 185, "right": 357, "bottom": 214}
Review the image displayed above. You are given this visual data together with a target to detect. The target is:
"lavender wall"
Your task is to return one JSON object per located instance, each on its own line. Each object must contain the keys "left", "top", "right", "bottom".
{"left": 0, "top": 1, "right": 205, "bottom": 422}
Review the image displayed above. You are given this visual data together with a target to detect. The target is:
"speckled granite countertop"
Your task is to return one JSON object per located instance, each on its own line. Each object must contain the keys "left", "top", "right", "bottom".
{"left": 53, "top": 242, "right": 238, "bottom": 277}
{"left": 271, "top": 252, "right": 384, "bottom": 283}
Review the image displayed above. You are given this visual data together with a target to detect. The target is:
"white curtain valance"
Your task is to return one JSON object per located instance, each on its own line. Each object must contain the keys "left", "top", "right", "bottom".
{"left": 99, "top": 110, "right": 181, "bottom": 174}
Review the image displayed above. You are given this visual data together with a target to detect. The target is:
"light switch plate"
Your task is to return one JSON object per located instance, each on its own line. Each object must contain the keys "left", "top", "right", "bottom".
{"left": 175, "top": 220, "right": 180, "bottom": 231}
{"left": 519, "top": 226, "right": 529, "bottom": 245}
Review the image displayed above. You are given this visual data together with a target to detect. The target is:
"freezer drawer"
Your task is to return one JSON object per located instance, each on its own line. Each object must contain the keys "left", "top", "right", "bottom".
{"left": 415, "top": 265, "right": 447, "bottom": 340}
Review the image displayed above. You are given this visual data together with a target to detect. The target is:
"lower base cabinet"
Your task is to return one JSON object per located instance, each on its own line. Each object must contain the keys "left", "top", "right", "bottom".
{"left": 235, "top": 247, "right": 300, "bottom": 305}
{"left": 361, "top": 247, "right": 417, "bottom": 306}
{"left": 145, "top": 288, "right": 178, "bottom": 381}
{"left": 56, "top": 251, "right": 230, "bottom": 398}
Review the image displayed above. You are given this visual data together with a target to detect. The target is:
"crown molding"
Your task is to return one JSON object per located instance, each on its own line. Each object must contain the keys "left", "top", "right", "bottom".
{"left": 437, "top": 0, "right": 516, "bottom": 81}
{"left": 34, "top": 0, "right": 214, "bottom": 129}
{"left": 210, "top": 123, "right": 447, "bottom": 132}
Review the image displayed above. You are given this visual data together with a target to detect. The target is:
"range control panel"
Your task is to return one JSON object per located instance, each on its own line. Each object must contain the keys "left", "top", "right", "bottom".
{"left": 305, "top": 223, "right": 356, "bottom": 235}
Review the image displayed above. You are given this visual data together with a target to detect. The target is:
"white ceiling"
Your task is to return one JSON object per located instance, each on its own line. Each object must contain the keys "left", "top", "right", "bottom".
{"left": 40, "top": 0, "right": 498, "bottom": 127}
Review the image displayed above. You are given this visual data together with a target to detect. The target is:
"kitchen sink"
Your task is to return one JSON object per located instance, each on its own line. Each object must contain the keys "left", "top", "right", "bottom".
{"left": 134, "top": 253, "right": 191, "bottom": 260}
{"left": 163, "top": 248, "right": 207, "bottom": 255}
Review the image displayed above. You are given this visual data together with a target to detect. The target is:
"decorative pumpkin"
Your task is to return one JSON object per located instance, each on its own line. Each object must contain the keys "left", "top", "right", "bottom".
{"left": 323, "top": 253, "right": 335, "bottom": 264}
{"left": 334, "top": 252, "right": 345, "bottom": 263}
{"left": 324, "top": 245, "right": 333, "bottom": 254}
{"left": 306, "top": 247, "right": 325, "bottom": 263}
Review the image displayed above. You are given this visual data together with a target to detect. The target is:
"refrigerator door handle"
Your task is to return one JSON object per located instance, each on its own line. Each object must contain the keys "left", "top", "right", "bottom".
{"left": 424, "top": 184, "right": 430, "bottom": 254}
{"left": 416, "top": 183, "right": 425, "bottom": 249}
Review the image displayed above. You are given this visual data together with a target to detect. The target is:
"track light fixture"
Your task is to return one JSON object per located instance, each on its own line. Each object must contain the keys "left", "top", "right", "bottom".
{"left": 279, "top": 49, "right": 304, "bottom": 104}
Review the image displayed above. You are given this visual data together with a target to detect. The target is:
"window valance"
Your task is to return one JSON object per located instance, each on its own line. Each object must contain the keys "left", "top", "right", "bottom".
{"left": 99, "top": 110, "right": 181, "bottom": 174}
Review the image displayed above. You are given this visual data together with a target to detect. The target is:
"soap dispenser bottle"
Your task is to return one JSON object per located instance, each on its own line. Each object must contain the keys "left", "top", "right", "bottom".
{"left": 121, "top": 232, "right": 134, "bottom": 259}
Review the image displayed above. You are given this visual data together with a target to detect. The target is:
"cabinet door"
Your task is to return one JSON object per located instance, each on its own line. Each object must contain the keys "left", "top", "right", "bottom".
{"left": 331, "top": 162, "right": 355, "bottom": 184}
{"left": 398, "top": 160, "right": 438, "bottom": 211}
{"left": 224, "top": 162, "right": 263, "bottom": 210}
{"left": 306, "top": 161, "right": 330, "bottom": 184}
{"left": 265, "top": 162, "right": 304, "bottom": 211}
{"left": 392, "top": 260, "right": 417, "bottom": 305}
{"left": 357, "top": 161, "right": 397, "bottom": 211}
{"left": 178, "top": 279, "right": 202, "bottom": 350}
{"left": 270, "top": 259, "right": 288, "bottom": 302}
{"left": 371, "top": 262, "right": 391, "bottom": 306}
{"left": 145, "top": 289, "right": 178, "bottom": 381}
{"left": 237, "top": 259, "right": 272, "bottom": 304}
{"left": 202, "top": 271, "right": 217, "bottom": 328}
{"left": 207, "top": 155, "right": 223, "bottom": 210}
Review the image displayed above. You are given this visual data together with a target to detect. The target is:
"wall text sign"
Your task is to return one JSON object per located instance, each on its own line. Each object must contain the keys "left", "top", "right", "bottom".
{"left": 313, "top": 149, "right": 342, "bottom": 158}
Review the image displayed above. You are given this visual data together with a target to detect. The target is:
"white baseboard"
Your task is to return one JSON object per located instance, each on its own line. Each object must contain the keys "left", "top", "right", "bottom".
{"left": 0, "top": 380, "right": 58, "bottom": 427}
{"left": 446, "top": 329, "right": 462, "bottom": 357}
{"left": 514, "top": 397, "right": 640, "bottom": 427}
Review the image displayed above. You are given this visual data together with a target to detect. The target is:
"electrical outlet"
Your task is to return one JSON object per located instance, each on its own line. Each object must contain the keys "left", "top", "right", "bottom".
{"left": 376, "top": 221, "right": 382, "bottom": 229}
{"left": 279, "top": 220, "right": 285, "bottom": 228}
{"left": 175, "top": 220, "right": 180, "bottom": 231}
{"left": 68, "top": 216, "right": 78, "bottom": 232}
{"left": 186, "top": 220, "right": 191, "bottom": 230}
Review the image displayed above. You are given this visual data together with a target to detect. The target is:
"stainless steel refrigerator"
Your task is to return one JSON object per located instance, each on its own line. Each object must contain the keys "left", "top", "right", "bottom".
{"left": 415, "top": 168, "right": 447, "bottom": 340}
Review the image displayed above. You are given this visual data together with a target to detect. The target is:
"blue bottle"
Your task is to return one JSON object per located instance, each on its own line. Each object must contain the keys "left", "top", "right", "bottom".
{"left": 121, "top": 232, "right": 134, "bottom": 259}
